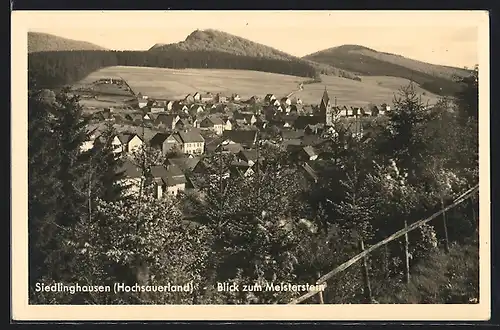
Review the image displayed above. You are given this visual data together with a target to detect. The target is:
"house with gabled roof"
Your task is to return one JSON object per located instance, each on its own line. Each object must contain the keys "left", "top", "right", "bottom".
{"left": 200, "top": 92, "right": 214, "bottom": 103}
{"left": 222, "top": 129, "right": 258, "bottom": 148}
{"left": 236, "top": 149, "right": 263, "bottom": 167}
{"left": 117, "top": 159, "right": 144, "bottom": 196}
{"left": 190, "top": 104, "right": 205, "bottom": 115}
{"left": 166, "top": 156, "right": 200, "bottom": 173}
{"left": 191, "top": 92, "right": 200, "bottom": 102}
{"left": 293, "top": 115, "right": 325, "bottom": 130}
{"left": 215, "top": 93, "right": 227, "bottom": 103}
{"left": 149, "top": 132, "right": 181, "bottom": 156}
{"left": 265, "top": 94, "right": 277, "bottom": 103}
{"left": 233, "top": 112, "right": 257, "bottom": 126}
{"left": 199, "top": 115, "right": 225, "bottom": 135}
{"left": 281, "top": 97, "right": 292, "bottom": 107}
{"left": 174, "top": 130, "right": 205, "bottom": 155}
{"left": 154, "top": 114, "right": 180, "bottom": 130}
{"left": 175, "top": 118, "right": 191, "bottom": 131}
{"left": 112, "top": 132, "right": 143, "bottom": 154}
{"left": 150, "top": 163, "right": 187, "bottom": 198}
{"left": 137, "top": 94, "right": 149, "bottom": 108}
{"left": 247, "top": 95, "right": 260, "bottom": 105}
{"left": 231, "top": 93, "right": 241, "bottom": 102}
{"left": 280, "top": 129, "right": 305, "bottom": 141}
{"left": 229, "top": 161, "right": 254, "bottom": 178}
{"left": 184, "top": 94, "right": 195, "bottom": 104}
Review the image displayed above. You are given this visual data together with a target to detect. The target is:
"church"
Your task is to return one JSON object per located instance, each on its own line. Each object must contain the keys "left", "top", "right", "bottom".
{"left": 319, "top": 87, "right": 336, "bottom": 127}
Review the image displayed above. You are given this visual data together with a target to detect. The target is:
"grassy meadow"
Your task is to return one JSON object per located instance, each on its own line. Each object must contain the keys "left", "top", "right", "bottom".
{"left": 75, "top": 66, "right": 441, "bottom": 107}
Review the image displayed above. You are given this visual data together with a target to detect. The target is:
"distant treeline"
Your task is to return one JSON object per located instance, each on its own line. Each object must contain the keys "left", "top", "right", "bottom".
{"left": 28, "top": 50, "right": 319, "bottom": 89}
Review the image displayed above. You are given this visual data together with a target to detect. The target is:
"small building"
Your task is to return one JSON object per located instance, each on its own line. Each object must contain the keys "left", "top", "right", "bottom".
{"left": 151, "top": 164, "right": 187, "bottom": 198}
{"left": 222, "top": 129, "right": 259, "bottom": 149}
{"left": 229, "top": 161, "right": 255, "bottom": 178}
{"left": 113, "top": 133, "right": 143, "bottom": 154}
{"left": 149, "top": 133, "right": 181, "bottom": 156}
{"left": 281, "top": 97, "right": 292, "bottom": 107}
{"left": 200, "top": 92, "right": 214, "bottom": 103}
{"left": 199, "top": 116, "right": 225, "bottom": 135}
{"left": 231, "top": 94, "right": 241, "bottom": 102}
{"left": 175, "top": 130, "right": 205, "bottom": 155}
{"left": 154, "top": 114, "right": 180, "bottom": 130}
{"left": 215, "top": 93, "right": 228, "bottom": 103}
{"left": 137, "top": 95, "right": 149, "bottom": 109}
{"left": 265, "top": 94, "right": 277, "bottom": 103}
{"left": 116, "top": 159, "right": 143, "bottom": 197}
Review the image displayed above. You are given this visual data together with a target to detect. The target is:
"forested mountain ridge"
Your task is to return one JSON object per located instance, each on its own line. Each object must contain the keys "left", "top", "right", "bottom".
{"left": 28, "top": 32, "right": 108, "bottom": 53}
{"left": 149, "top": 29, "right": 361, "bottom": 80}
{"left": 303, "top": 44, "right": 473, "bottom": 96}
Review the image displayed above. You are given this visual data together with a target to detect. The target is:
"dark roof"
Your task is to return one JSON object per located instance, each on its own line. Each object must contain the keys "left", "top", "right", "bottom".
{"left": 117, "top": 133, "right": 141, "bottom": 145}
{"left": 176, "top": 130, "right": 205, "bottom": 143}
{"left": 149, "top": 132, "right": 171, "bottom": 146}
{"left": 238, "top": 149, "right": 261, "bottom": 162}
{"left": 154, "top": 114, "right": 178, "bottom": 126}
{"left": 200, "top": 116, "right": 224, "bottom": 126}
{"left": 293, "top": 116, "right": 324, "bottom": 130}
{"left": 301, "top": 135, "right": 326, "bottom": 147}
{"left": 222, "top": 129, "right": 258, "bottom": 146}
{"left": 150, "top": 165, "right": 169, "bottom": 179}
{"left": 280, "top": 129, "right": 305, "bottom": 140}
{"left": 283, "top": 139, "right": 302, "bottom": 147}
{"left": 166, "top": 157, "right": 200, "bottom": 172}
{"left": 117, "top": 159, "right": 142, "bottom": 179}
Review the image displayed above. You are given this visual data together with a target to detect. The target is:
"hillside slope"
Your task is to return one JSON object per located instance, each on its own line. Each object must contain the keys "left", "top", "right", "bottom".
{"left": 28, "top": 32, "right": 108, "bottom": 53}
{"left": 149, "top": 29, "right": 360, "bottom": 80}
{"left": 303, "top": 45, "right": 472, "bottom": 96}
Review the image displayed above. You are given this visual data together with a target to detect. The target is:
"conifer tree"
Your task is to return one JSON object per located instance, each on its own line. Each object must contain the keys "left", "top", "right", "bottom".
{"left": 51, "top": 88, "right": 90, "bottom": 227}
{"left": 28, "top": 88, "right": 62, "bottom": 296}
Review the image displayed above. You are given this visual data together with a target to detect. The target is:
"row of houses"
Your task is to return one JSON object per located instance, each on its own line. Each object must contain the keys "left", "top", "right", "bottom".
{"left": 117, "top": 138, "right": 323, "bottom": 201}
{"left": 137, "top": 92, "right": 244, "bottom": 109}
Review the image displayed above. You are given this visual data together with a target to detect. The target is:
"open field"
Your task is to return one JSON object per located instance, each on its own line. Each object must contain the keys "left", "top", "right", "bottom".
{"left": 360, "top": 76, "right": 441, "bottom": 99}
{"left": 291, "top": 75, "right": 440, "bottom": 108}
{"left": 75, "top": 66, "right": 440, "bottom": 107}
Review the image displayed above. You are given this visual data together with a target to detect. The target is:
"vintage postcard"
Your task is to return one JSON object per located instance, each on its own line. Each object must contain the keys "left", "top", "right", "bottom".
{"left": 11, "top": 10, "right": 490, "bottom": 321}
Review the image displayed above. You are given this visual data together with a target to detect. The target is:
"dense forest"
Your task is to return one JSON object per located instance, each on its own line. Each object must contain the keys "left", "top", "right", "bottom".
{"left": 28, "top": 50, "right": 319, "bottom": 89}
{"left": 27, "top": 67, "right": 479, "bottom": 305}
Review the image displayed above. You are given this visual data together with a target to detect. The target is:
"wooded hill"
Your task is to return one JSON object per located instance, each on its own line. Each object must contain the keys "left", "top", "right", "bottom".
{"left": 28, "top": 32, "right": 108, "bottom": 53}
{"left": 149, "top": 29, "right": 360, "bottom": 81}
{"left": 303, "top": 45, "right": 473, "bottom": 96}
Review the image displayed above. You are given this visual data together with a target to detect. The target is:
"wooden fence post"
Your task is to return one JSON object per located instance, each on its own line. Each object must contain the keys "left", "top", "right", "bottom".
{"left": 404, "top": 219, "right": 411, "bottom": 284}
{"left": 441, "top": 197, "right": 450, "bottom": 253}
{"left": 316, "top": 272, "right": 324, "bottom": 304}
{"left": 359, "top": 239, "right": 373, "bottom": 303}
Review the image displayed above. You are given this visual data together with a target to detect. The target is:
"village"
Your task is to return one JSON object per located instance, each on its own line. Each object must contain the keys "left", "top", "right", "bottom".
{"left": 81, "top": 77, "right": 393, "bottom": 200}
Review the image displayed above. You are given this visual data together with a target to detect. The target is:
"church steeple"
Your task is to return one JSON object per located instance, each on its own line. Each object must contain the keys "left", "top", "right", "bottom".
{"left": 321, "top": 86, "right": 330, "bottom": 106}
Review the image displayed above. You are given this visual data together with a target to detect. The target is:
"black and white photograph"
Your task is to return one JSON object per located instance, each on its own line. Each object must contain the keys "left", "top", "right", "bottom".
{"left": 12, "top": 10, "right": 490, "bottom": 321}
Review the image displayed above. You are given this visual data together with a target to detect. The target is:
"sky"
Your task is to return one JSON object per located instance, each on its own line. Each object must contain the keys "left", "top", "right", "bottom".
{"left": 23, "top": 11, "right": 484, "bottom": 69}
